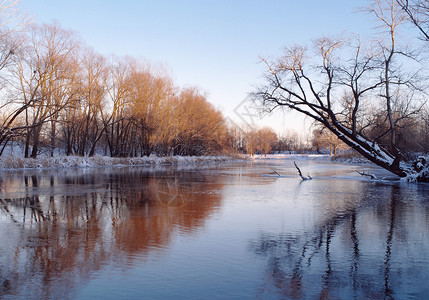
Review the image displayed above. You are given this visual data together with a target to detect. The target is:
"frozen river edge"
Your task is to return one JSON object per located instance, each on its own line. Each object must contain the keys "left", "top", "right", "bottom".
{"left": 0, "top": 155, "right": 240, "bottom": 170}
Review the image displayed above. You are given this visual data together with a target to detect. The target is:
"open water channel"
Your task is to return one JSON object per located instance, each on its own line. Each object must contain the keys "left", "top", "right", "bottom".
{"left": 0, "top": 156, "right": 428, "bottom": 299}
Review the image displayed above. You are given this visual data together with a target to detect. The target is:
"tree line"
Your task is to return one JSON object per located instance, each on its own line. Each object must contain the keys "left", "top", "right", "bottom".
{"left": 0, "top": 5, "right": 230, "bottom": 158}
{"left": 227, "top": 125, "right": 351, "bottom": 156}
{"left": 0, "top": 2, "right": 352, "bottom": 160}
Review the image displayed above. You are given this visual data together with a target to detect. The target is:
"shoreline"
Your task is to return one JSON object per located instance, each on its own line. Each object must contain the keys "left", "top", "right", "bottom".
{"left": 0, "top": 153, "right": 377, "bottom": 171}
{"left": 0, "top": 155, "right": 242, "bottom": 171}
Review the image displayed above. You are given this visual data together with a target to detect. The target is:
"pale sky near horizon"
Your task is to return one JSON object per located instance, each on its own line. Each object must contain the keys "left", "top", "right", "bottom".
{"left": 19, "top": 0, "right": 377, "bottom": 136}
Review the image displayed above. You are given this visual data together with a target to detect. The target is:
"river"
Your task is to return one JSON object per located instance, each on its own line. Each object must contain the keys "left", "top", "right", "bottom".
{"left": 0, "top": 156, "right": 428, "bottom": 299}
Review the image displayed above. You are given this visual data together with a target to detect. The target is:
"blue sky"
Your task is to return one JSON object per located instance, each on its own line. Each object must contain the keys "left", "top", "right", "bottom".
{"left": 19, "top": 0, "right": 374, "bottom": 134}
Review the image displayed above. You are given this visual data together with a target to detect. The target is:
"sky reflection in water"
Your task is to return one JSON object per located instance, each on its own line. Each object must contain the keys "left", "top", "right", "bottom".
{"left": 0, "top": 158, "right": 428, "bottom": 299}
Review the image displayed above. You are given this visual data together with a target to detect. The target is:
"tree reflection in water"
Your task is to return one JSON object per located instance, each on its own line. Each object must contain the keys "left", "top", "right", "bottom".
{"left": 0, "top": 168, "right": 224, "bottom": 299}
{"left": 252, "top": 183, "right": 429, "bottom": 299}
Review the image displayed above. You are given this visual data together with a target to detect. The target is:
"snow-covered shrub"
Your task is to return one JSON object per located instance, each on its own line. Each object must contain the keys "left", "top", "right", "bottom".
{"left": 406, "top": 156, "right": 429, "bottom": 182}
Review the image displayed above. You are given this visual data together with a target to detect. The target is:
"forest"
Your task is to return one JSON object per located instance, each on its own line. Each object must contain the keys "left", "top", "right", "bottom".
{"left": 0, "top": 15, "right": 233, "bottom": 158}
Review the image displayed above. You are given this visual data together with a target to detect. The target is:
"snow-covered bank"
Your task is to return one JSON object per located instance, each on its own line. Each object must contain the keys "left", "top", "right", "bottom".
{"left": 250, "top": 153, "right": 378, "bottom": 166}
{"left": 248, "top": 154, "right": 331, "bottom": 160}
{"left": 0, "top": 155, "right": 237, "bottom": 170}
{"left": 248, "top": 153, "right": 370, "bottom": 164}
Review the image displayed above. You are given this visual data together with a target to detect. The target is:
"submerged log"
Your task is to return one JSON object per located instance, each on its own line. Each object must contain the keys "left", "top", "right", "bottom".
{"left": 356, "top": 170, "right": 377, "bottom": 180}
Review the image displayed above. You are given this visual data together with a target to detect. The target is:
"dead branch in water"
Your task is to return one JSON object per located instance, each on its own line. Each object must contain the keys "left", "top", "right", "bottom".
{"left": 273, "top": 170, "right": 281, "bottom": 176}
{"left": 356, "top": 170, "right": 377, "bottom": 179}
{"left": 294, "top": 161, "right": 312, "bottom": 180}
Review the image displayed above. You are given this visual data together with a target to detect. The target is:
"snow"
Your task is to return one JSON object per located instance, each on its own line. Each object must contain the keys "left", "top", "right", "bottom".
{"left": 0, "top": 155, "right": 236, "bottom": 170}
{"left": 404, "top": 155, "right": 429, "bottom": 182}
{"left": 249, "top": 153, "right": 332, "bottom": 161}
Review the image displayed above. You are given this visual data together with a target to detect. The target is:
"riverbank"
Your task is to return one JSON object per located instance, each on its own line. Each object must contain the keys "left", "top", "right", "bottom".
{"left": 248, "top": 153, "right": 373, "bottom": 165}
{"left": 0, "top": 155, "right": 240, "bottom": 170}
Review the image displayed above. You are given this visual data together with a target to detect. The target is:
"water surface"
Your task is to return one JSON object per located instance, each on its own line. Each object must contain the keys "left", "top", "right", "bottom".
{"left": 0, "top": 157, "right": 428, "bottom": 299}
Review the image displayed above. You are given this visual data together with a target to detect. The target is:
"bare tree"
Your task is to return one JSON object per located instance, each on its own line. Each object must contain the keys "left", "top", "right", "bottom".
{"left": 253, "top": 0, "right": 428, "bottom": 181}
{"left": 369, "top": 0, "right": 409, "bottom": 167}
{"left": 11, "top": 23, "right": 79, "bottom": 158}
{"left": 0, "top": 0, "right": 29, "bottom": 154}
{"left": 73, "top": 48, "right": 108, "bottom": 156}
{"left": 397, "top": 0, "right": 429, "bottom": 41}
{"left": 102, "top": 56, "right": 132, "bottom": 157}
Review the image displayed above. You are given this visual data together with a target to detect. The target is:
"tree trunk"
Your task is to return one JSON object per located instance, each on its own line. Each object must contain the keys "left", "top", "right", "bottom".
{"left": 30, "top": 126, "right": 42, "bottom": 159}
{"left": 24, "top": 133, "right": 30, "bottom": 158}
{"left": 50, "top": 120, "right": 56, "bottom": 157}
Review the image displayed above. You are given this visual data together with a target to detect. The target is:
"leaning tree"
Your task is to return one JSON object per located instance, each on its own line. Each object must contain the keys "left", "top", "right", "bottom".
{"left": 253, "top": 0, "right": 429, "bottom": 181}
